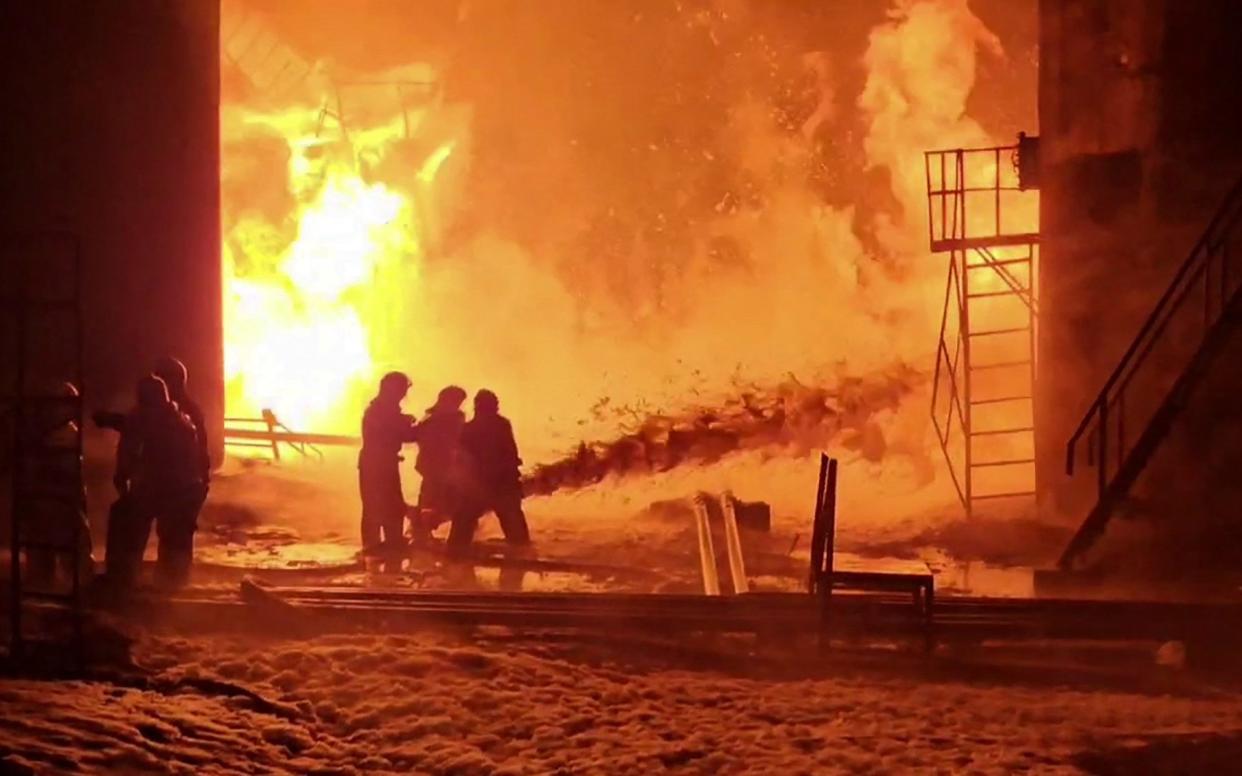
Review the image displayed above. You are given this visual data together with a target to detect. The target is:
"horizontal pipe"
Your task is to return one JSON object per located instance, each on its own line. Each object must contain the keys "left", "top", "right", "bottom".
{"left": 223, "top": 428, "right": 360, "bottom": 446}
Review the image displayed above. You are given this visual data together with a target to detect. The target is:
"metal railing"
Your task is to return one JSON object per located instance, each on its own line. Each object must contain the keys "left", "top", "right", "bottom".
{"left": 1062, "top": 173, "right": 1242, "bottom": 566}
{"left": 223, "top": 409, "right": 358, "bottom": 461}
{"left": 925, "top": 146, "right": 1040, "bottom": 253}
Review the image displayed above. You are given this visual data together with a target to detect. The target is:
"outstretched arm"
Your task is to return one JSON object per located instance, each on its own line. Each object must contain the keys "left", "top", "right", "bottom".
{"left": 401, "top": 414, "right": 421, "bottom": 443}
{"left": 93, "top": 410, "right": 127, "bottom": 433}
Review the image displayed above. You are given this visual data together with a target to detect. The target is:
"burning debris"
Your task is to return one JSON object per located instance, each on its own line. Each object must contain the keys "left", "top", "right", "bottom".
{"left": 522, "top": 363, "right": 924, "bottom": 496}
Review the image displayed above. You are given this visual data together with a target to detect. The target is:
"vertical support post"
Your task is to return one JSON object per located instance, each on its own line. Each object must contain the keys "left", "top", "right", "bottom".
{"left": 958, "top": 151, "right": 967, "bottom": 242}
{"left": 925, "top": 152, "right": 934, "bottom": 248}
{"left": 10, "top": 254, "right": 27, "bottom": 660}
{"left": 941, "top": 152, "right": 948, "bottom": 244}
{"left": 69, "top": 235, "right": 85, "bottom": 659}
{"left": 263, "top": 409, "right": 281, "bottom": 461}
{"left": 1117, "top": 393, "right": 1126, "bottom": 465}
{"left": 808, "top": 454, "right": 829, "bottom": 592}
{"left": 824, "top": 458, "right": 838, "bottom": 583}
{"left": 818, "top": 456, "right": 839, "bottom": 653}
{"left": 693, "top": 497, "right": 721, "bottom": 597}
{"left": 720, "top": 492, "right": 749, "bottom": 594}
{"left": 1096, "top": 399, "right": 1109, "bottom": 503}
{"left": 959, "top": 249, "right": 973, "bottom": 518}
{"left": 1027, "top": 244, "right": 1039, "bottom": 490}
{"left": 994, "top": 147, "right": 1002, "bottom": 237}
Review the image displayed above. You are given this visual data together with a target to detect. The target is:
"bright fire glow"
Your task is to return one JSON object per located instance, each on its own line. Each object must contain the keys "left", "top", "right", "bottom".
{"left": 220, "top": 0, "right": 1038, "bottom": 520}
{"left": 222, "top": 99, "right": 443, "bottom": 431}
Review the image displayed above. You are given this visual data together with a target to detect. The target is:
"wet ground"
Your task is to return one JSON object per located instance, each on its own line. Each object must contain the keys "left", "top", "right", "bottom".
{"left": 176, "top": 452, "right": 1067, "bottom": 599}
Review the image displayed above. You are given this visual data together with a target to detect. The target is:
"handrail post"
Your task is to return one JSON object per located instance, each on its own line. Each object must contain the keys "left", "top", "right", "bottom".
{"left": 1096, "top": 399, "right": 1108, "bottom": 502}
{"left": 994, "top": 146, "right": 1002, "bottom": 237}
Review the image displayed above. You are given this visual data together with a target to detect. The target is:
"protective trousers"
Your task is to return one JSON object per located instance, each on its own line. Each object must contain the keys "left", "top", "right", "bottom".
{"left": 359, "top": 461, "right": 406, "bottom": 568}
{"left": 25, "top": 506, "right": 92, "bottom": 589}
{"left": 105, "top": 487, "right": 203, "bottom": 589}
{"left": 447, "top": 487, "right": 531, "bottom": 557}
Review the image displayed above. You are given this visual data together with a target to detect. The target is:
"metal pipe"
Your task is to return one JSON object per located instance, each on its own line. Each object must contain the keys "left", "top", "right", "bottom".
{"left": 720, "top": 492, "right": 749, "bottom": 594}
{"left": 693, "top": 497, "right": 721, "bottom": 596}
{"left": 223, "top": 428, "right": 360, "bottom": 446}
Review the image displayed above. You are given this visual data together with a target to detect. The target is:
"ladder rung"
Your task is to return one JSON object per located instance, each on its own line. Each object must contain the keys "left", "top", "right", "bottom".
{"left": 968, "top": 327, "right": 1030, "bottom": 337}
{"left": 971, "top": 359, "right": 1032, "bottom": 370}
{"left": 966, "top": 257, "right": 1031, "bottom": 269}
{"left": 966, "top": 289, "right": 1032, "bottom": 300}
{"left": 969, "top": 426, "right": 1035, "bottom": 437}
{"left": 972, "top": 490, "right": 1037, "bottom": 501}
{"left": 971, "top": 458, "right": 1036, "bottom": 468}
{"left": 970, "top": 395, "right": 1032, "bottom": 406}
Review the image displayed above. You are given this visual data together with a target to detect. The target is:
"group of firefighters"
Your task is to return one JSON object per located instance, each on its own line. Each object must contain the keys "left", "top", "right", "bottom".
{"left": 359, "top": 372, "right": 530, "bottom": 573}
{"left": 12, "top": 361, "right": 529, "bottom": 593}
{"left": 12, "top": 356, "right": 209, "bottom": 595}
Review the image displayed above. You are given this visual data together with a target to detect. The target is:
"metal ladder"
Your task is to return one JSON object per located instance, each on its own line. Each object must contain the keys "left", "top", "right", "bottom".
{"left": 926, "top": 144, "right": 1040, "bottom": 518}
{"left": 3, "top": 232, "right": 86, "bottom": 660}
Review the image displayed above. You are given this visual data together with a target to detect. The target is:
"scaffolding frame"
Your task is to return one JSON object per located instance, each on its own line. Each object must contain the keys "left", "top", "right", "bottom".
{"left": 2, "top": 231, "right": 86, "bottom": 659}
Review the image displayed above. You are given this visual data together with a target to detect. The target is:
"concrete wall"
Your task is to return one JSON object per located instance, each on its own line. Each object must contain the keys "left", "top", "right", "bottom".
{"left": 1037, "top": 0, "right": 1242, "bottom": 568}
{"left": 0, "top": 0, "right": 222, "bottom": 452}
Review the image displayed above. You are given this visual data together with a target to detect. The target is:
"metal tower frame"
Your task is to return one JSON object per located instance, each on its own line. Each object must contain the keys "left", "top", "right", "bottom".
{"left": 925, "top": 144, "right": 1040, "bottom": 518}
{"left": 3, "top": 231, "right": 86, "bottom": 660}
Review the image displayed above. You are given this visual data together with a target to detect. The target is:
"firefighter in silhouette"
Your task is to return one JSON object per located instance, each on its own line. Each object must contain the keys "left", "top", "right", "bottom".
{"left": 97, "top": 356, "right": 210, "bottom": 588}
{"left": 20, "top": 381, "right": 93, "bottom": 589}
{"left": 448, "top": 389, "right": 531, "bottom": 557}
{"left": 153, "top": 356, "right": 211, "bottom": 489}
{"left": 110, "top": 374, "right": 205, "bottom": 589}
{"left": 412, "top": 385, "right": 468, "bottom": 536}
{"left": 359, "top": 371, "right": 419, "bottom": 571}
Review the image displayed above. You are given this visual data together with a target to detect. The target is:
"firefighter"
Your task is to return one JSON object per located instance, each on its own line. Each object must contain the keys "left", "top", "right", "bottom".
{"left": 359, "top": 371, "right": 419, "bottom": 571}
{"left": 152, "top": 356, "right": 211, "bottom": 489}
{"left": 413, "top": 385, "right": 468, "bottom": 535}
{"left": 111, "top": 374, "right": 205, "bottom": 589}
{"left": 448, "top": 389, "right": 531, "bottom": 557}
{"left": 21, "top": 382, "right": 93, "bottom": 589}
{"left": 97, "top": 356, "right": 210, "bottom": 588}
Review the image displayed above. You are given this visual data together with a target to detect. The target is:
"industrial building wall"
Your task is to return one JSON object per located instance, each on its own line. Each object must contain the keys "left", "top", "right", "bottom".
{"left": 1037, "top": 0, "right": 1242, "bottom": 565}
{"left": 0, "top": 1, "right": 222, "bottom": 460}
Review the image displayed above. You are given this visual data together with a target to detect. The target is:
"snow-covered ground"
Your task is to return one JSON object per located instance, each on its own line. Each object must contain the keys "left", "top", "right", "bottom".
{"left": 2, "top": 456, "right": 1237, "bottom": 774}
{"left": 2, "top": 627, "right": 1242, "bottom": 774}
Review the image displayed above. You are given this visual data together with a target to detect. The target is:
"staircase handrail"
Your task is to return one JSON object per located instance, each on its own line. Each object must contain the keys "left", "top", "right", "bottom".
{"left": 1066, "top": 172, "right": 1242, "bottom": 477}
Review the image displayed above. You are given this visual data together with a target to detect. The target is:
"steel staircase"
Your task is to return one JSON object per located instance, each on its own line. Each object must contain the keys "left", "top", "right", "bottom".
{"left": 926, "top": 144, "right": 1041, "bottom": 519}
{"left": 1060, "top": 173, "right": 1242, "bottom": 569}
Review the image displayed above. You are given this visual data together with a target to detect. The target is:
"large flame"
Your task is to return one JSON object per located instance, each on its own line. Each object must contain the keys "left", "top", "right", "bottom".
{"left": 221, "top": 88, "right": 454, "bottom": 431}
{"left": 220, "top": 0, "right": 1036, "bottom": 519}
